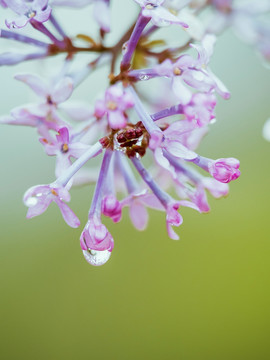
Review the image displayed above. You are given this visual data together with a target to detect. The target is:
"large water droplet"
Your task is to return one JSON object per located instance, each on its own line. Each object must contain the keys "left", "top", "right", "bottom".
{"left": 83, "top": 249, "right": 111, "bottom": 266}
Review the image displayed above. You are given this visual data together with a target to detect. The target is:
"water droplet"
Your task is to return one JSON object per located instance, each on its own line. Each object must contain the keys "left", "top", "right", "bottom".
{"left": 83, "top": 249, "right": 111, "bottom": 266}
{"left": 25, "top": 197, "right": 38, "bottom": 207}
{"left": 157, "top": 19, "right": 170, "bottom": 27}
{"left": 139, "top": 75, "right": 150, "bottom": 81}
{"left": 122, "top": 42, "right": 128, "bottom": 55}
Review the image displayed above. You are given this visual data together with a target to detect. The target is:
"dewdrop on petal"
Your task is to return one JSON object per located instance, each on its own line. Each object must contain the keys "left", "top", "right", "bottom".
{"left": 83, "top": 249, "right": 111, "bottom": 266}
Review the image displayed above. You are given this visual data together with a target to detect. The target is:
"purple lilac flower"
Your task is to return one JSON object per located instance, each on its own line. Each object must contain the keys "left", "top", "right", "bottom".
{"left": 182, "top": 92, "right": 216, "bottom": 127}
{"left": 102, "top": 195, "right": 122, "bottom": 223}
{"left": 134, "top": 0, "right": 188, "bottom": 27}
{"left": 40, "top": 127, "right": 91, "bottom": 177}
{"left": 94, "top": 85, "right": 134, "bottom": 129}
{"left": 5, "top": 0, "right": 52, "bottom": 29}
{"left": 0, "top": 0, "right": 8, "bottom": 7}
{"left": 23, "top": 183, "right": 80, "bottom": 228}
{"left": 0, "top": 0, "right": 248, "bottom": 267}
{"left": 192, "top": 156, "right": 241, "bottom": 183}
{"left": 154, "top": 34, "right": 230, "bottom": 102}
{"left": 14, "top": 73, "right": 74, "bottom": 118}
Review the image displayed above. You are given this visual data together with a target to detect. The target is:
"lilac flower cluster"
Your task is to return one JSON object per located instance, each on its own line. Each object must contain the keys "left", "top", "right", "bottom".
{"left": 0, "top": 0, "right": 268, "bottom": 266}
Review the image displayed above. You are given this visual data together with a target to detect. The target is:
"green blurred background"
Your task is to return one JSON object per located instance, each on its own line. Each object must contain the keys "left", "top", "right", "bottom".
{"left": 0, "top": 2, "right": 270, "bottom": 359}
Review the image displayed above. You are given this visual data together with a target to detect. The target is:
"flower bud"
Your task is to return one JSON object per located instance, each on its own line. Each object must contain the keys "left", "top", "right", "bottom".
{"left": 102, "top": 195, "right": 122, "bottom": 223}
{"left": 209, "top": 158, "right": 240, "bottom": 183}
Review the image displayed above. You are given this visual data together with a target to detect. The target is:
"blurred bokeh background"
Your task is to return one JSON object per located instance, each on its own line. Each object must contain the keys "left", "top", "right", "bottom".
{"left": 0, "top": 2, "right": 270, "bottom": 359}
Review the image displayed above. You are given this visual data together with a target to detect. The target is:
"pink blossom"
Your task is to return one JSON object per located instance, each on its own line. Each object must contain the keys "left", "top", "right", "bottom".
{"left": 134, "top": 0, "right": 188, "bottom": 27}
{"left": 94, "top": 85, "right": 134, "bottom": 129}
{"left": 183, "top": 92, "right": 216, "bottom": 126}
{"left": 23, "top": 183, "right": 80, "bottom": 228}
{"left": 155, "top": 35, "right": 230, "bottom": 103}
{"left": 102, "top": 195, "right": 122, "bottom": 223}
{"left": 80, "top": 217, "right": 114, "bottom": 252}
{"left": 153, "top": 121, "right": 198, "bottom": 174}
{"left": 208, "top": 158, "right": 241, "bottom": 183}
{"left": 5, "top": 0, "right": 52, "bottom": 29}
{"left": 14, "top": 73, "right": 74, "bottom": 119}
{"left": 40, "top": 127, "right": 91, "bottom": 177}
{"left": 121, "top": 190, "right": 164, "bottom": 231}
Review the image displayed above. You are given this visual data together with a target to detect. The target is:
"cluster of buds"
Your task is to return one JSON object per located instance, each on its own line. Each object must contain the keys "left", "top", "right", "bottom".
{"left": 0, "top": 0, "right": 269, "bottom": 266}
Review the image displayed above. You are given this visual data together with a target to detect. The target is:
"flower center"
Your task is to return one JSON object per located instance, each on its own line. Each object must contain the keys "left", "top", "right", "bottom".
{"left": 173, "top": 67, "right": 182, "bottom": 76}
{"left": 51, "top": 189, "right": 58, "bottom": 196}
{"left": 26, "top": 10, "right": 36, "bottom": 19}
{"left": 61, "top": 143, "right": 69, "bottom": 153}
{"left": 106, "top": 101, "right": 118, "bottom": 111}
{"left": 145, "top": 3, "right": 157, "bottom": 10}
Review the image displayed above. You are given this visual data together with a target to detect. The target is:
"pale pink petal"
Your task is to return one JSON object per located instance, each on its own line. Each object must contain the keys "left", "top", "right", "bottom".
{"left": 51, "top": 77, "right": 74, "bottom": 104}
{"left": 56, "top": 200, "right": 80, "bottom": 228}
{"left": 60, "top": 102, "right": 93, "bottom": 121}
{"left": 166, "top": 141, "right": 197, "bottom": 159}
{"left": 172, "top": 77, "right": 192, "bottom": 105}
{"left": 26, "top": 196, "right": 52, "bottom": 218}
{"left": 129, "top": 202, "right": 148, "bottom": 230}
{"left": 34, "top": 6, "right": 52, "bottom": 23}
{"left": 5, "top": 15, "right": 29, "bottom": 29}
{"left": 14, "top": 73, "right": 49, "bottom": 98}
{"left": 93, "top": 0, "right": 110, "bottom": 32}
{"left": 108, "top": 111, "right": 127, "bottom": 129}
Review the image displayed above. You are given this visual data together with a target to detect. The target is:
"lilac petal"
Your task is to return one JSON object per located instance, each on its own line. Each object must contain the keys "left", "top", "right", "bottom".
{"left": 34, "top": 0, "right": 50, "bottom": 10}
{"left": 166, "top": 141, "right": 197, "bottom": 160}
{"left": 51, "top": 77, "right": 74, "bottom": 104}
{"left": 57, "top": 186, "right": 71, "bottom": 202}
{"left": 60, "top": 102, "right": 93, "bottom": 121}
{"left": 93, "top": 0, "right": 110, "bottom": 32}
{"left": 202, "top": 178, "right": 229, "bottom": 198}
{"left": 26, "top": 196, "right": 52, "bottom": 218}
{"left": 0, "top": 49, "right": 48, "bottom": 66}
{"left": 164, "top": 120, "right": 196, "bottom": 139}
{"left": 5, "top": 15, "right": 29, "bottom": 29}
{"left": 15, "top": 73, "right": 49, "bottom": 98}
{"left": 208, "top": 68, "right": 230, "bottom": 99}
{"left": 34, "top": 6, "right": 52, "bottom": 23}
{"left": 55, "top": 156, "right": 72, "bottom": 177}
{"left": 0, "top": 113, "right": 37, "bottom": 127}
{"left": 178, "top": 200, "right": 200, "bottom": 212}
{"left": 177, "top": 8, "right": 205, "bottom": 40}
{"left": 166, "top": 222, "right": 179, "bottom": 240}
{"left": 4, "top": 0, "right": 28, "bottom": 14}
{"left": 145, "top": 7, "right": 188, "bottom": 27}
{"left": 57, "top": 127, "right": 69, "bottom": 144}
{"left": 56, "top": 200, "right": 80, "bottom": 228}
{"left": 155, "top": 59, "right": 173, "bottom": 77}
{"left": 154, "top": 147, "right": 176, "bottom": 177}
{"left": 172, "top": 78, "right": 192, "bottom": 105}
{"left": 129, "top": 202, "right": 148, "bottom": 230}
{"left": 108, "top": 111, "right": 127, "bottom": 129}
{"left": 68, "top": 143, "right": 90, "bottom": 158}
{"left": 39, "top": 138, "right": 58, "bottom": 155}
{"left": 51, "top": 0, "right": 93, "bottom": 7}
{"left": 139, "top": 193, "right": 164, "bottom": 211}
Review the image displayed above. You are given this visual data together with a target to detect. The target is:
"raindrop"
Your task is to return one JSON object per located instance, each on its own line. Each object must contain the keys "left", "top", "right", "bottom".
{"left": 25, "top": 197, "right": 38, "bottom": 207}
{"left": 139, "top": 75, "right": 150, "bottom": 81}
{"left": 83, "top": 249, "right": 111, "bottom": 266}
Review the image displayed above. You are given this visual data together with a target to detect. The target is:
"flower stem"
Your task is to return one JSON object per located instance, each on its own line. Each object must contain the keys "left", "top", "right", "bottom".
{"left": 120, "top": 12, "right": 150, "bottom": 71}
{"left": 56, "top": 141, "right": 103, "bottom": 187}
{"left": 89, "top": 149, "right": 113, "bottom": 218}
